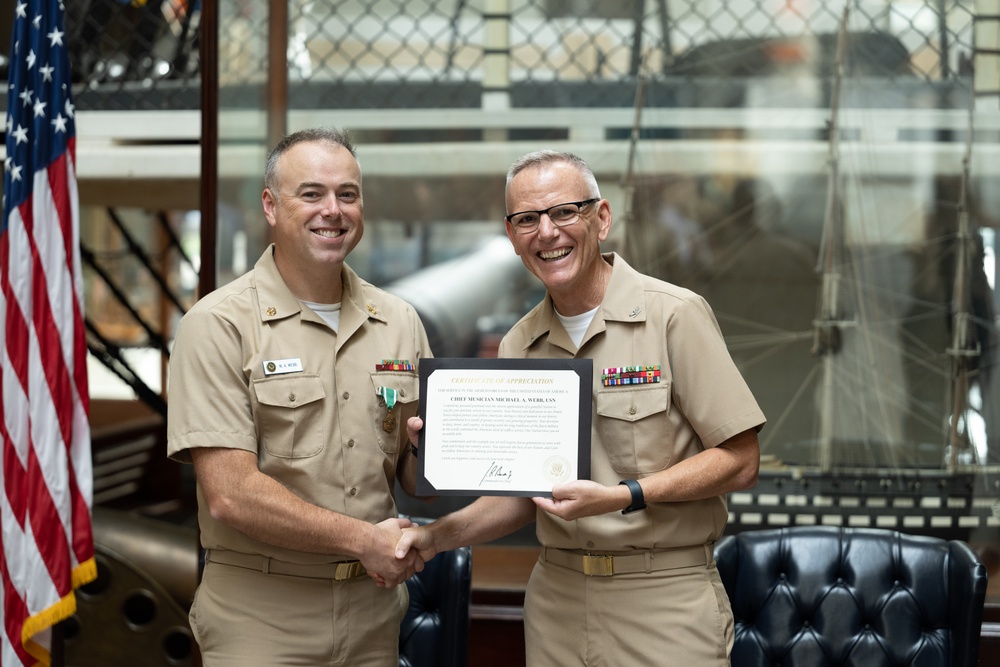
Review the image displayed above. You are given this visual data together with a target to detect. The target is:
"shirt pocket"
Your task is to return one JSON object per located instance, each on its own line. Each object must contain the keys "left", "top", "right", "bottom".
{"left": 595, "top": 383, "right": 672, "bottom": 475}
{"left": 369, "top": 371, "right": 419, "bottom": 454}
{"left": 253, "top": 374, "right": 327, "bottom": 459}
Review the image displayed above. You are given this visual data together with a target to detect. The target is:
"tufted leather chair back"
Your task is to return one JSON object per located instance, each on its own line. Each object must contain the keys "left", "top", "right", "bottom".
{"left": 715, "top": 526, "right": 987, "bottom": 667}
{"left": 398, "top": 518, "right": 472, "bottom": 667}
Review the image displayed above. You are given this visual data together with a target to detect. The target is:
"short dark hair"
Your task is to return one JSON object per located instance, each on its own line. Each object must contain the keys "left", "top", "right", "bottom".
{"left": 263, "top": 127, "right": 357, "bottom": 192}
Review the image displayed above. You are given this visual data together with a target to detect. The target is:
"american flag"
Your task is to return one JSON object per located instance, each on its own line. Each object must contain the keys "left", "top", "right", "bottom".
{"left": 2, "top": 1, "right": 96, "bottom": 665}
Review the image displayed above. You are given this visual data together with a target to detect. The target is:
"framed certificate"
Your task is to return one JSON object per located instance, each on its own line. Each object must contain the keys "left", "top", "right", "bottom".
{"left": 416, "top": 357, "right": 592, "bottom": 497}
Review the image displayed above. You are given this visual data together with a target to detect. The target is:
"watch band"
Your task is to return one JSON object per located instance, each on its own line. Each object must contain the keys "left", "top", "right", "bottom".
{"left": 619, "top": 479, "right": 646, "bottom": 514}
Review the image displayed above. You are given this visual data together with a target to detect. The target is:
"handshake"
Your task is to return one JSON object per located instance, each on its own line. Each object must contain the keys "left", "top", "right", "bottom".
{"left": 360, "top": 415, "right": 444, "bottom": 588}
{"left": 364, "top": 516, "right": 437, "bottom": 588}
{"left": 362, "top": 416, "right": 571, "bottom": 588}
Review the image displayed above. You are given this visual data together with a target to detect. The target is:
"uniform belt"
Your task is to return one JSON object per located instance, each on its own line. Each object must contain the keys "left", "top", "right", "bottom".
{"left": 205, "top": 549, "right": 366, "bottom": 581}
{"left": 541, "top": 544, "right": 712, "bottom": 577}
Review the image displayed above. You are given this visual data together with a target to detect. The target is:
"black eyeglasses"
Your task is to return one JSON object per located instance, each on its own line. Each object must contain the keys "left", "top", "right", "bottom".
{"left": 505, "top": 199, "right": 599, "bottom": 235}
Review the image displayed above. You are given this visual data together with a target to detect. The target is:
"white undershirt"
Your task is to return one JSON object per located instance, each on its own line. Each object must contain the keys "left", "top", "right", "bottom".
{"left": 555, "top": 306, "right": 599, "bottom": 348}
{"left": 302, "top": 301, "right": 342, "bottom": 332}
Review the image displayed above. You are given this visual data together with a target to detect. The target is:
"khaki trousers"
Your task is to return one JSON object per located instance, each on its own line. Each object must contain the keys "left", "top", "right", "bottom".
{"left": 524, "top": 553, "right": 733, "bottom": 666}
{"left": 190, "top": 560, "right": 408, "bottom": 666}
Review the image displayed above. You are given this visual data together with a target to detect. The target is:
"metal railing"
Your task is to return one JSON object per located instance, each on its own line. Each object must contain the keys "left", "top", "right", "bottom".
{"left": 67, "top": 0, "right": 200, "bottom": 111}
{"left": 64, "top": 0, "right": 980, "bottom": 112}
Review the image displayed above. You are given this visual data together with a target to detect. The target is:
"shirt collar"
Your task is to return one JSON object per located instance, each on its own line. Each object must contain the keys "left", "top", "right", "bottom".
{"left": 253, "top": 246, "right": 302, "bottom": 323}
{"left": 522, "top": 252, "right": 647, "bottom": 351}
{"left": 599, "top": 252, "right": 648, "bottom": 324}
{"left": 252, "top": 244, "right": 388, "bottom": 329}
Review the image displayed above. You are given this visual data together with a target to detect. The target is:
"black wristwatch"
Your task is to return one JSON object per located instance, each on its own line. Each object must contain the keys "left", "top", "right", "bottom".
{"left": 619, "top": 479, "right": 646, "bottom": 514}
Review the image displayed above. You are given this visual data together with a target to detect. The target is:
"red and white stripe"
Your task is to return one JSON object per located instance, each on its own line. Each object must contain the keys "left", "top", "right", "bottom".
{"left": 1, "top": 139, "right": 95, "bottom": 665}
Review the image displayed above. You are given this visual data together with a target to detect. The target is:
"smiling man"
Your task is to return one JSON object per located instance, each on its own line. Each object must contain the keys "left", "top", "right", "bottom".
{"left": 167, "top": 128, "right": 432, "bottom": 666}
{"left": 396, "top": 150, "right": 766, "bottom": 666}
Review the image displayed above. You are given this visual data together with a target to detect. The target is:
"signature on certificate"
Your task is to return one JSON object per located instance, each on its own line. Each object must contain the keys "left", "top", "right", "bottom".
{"left": 480, "top": 461, "right": 514, "bottom": 485}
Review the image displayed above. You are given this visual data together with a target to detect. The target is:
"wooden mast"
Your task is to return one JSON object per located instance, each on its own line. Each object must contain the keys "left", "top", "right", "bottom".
{"left": 945, "top": 86, "right": 980, "bottom": 470}
{"left": 812, "top": 4, "right": 852, "bottom": 472}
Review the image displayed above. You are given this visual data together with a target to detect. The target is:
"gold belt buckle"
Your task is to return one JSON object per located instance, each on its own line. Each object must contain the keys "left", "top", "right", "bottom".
{"left": 334, "top": 561, "right": 365, "bottom": 580}
{"left": 582, "top": 554, "right": 614, "bottom": 577}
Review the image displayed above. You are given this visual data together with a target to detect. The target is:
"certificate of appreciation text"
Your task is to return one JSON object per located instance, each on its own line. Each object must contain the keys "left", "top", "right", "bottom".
{"left": 416, "top": 358, "right": 592, "bottom": 497}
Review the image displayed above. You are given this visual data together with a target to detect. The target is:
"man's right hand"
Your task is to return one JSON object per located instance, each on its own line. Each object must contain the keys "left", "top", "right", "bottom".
{"left": 394, "top": 523, "right": 438, "bottom": 564}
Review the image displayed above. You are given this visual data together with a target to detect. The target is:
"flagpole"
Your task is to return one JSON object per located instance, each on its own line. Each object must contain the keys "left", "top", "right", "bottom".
{"left": 198, "top": 0, "right": 219, "bottom": 300}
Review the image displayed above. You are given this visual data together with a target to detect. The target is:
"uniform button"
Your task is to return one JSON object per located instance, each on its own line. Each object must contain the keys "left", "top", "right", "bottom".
{"left": 288, "top": 393, "right": 296, "bottom": 402}
{"left": 629, "top": 405, "right": 637, "bottom": 415}
{"left": 342, "top": 391, "right": 350, "bottom": 400}
{"left": 350, "top": 488, "right": 357, "bottom": 496}
{"left": 399, "top": 389, "right": 406, "bottom": 397}
{"left": 347, "top": 439, "right": 355, "bottom": 448}
{"left": 586, "top": 540, "right": 595, "bottom": 549}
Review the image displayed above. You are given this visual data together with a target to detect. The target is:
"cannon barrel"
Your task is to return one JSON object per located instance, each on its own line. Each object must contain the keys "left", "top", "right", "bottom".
{"left": 92, "top": 506, "right": 200, "bottom": 607}
{"left": 384, "top": 234, "right": 537, "bottom": 358}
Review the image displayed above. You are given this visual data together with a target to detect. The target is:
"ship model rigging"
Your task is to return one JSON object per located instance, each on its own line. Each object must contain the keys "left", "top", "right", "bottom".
{"left": 623, "top": 4, "right": 999, "bottom": 542}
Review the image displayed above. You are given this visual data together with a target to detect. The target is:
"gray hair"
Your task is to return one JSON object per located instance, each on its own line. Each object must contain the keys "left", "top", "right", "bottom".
{"left": 504, "top": 150, "right": 600, "bottom": 199}
{"left": 263, "top": 127, "right": 358, "bottom": 192}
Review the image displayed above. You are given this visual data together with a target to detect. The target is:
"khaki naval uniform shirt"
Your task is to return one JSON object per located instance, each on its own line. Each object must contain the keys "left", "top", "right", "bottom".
{"left": 499, "top": 252, "right": 765, "bottom": 552}
{"left": 167, "top": 246, "right": 431, "bottom": 564}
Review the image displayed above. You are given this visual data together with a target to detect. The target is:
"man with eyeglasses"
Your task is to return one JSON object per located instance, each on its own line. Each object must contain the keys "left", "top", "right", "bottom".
{"left": 394, "top": 150, "right": 766, "bottom": 666}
